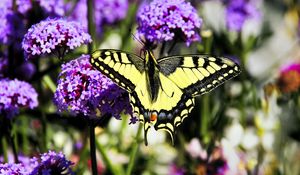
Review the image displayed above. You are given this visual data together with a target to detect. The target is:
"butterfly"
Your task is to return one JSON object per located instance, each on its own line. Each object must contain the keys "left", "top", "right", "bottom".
{"left": 90, "top": 49, "right": 240, "bottom": 145}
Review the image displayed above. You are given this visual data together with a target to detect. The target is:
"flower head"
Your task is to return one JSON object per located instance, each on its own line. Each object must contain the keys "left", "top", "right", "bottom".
{"left": 37, "top": 0, "right": 66, "bottom": 17}
{"left": 54, "top": 55, "right": 132, "bottom": 120}
{"left": 0, "top": 79, "right": 38, "bottom": 118}
{"left": 277, "top": 63, "right": 300, "bottom": 93}
{"left": 225, "top": 0, "right": 261, "bottom": 31}
{"left": 0, "top": 162, "right": 32, "bottom": 175}
{"left": 0, "top": 2, "right": 26, "bottom": 44}
{"left": 70, "top": 0, "right": 128, "bottom": 35}
{"left": 136, "top": 0, "right": 202, "bottom": 46}
{"left": 22, "top": 18, "right": 92, "bottom": 59}
{"left": 0, "top": 151, "right": 74, "bottom": 175}
{"left": 12, "top": 0, "right": 66, "bottom": 16}
{"left": 0, "top": 154, "right": 33, "bottom": 175}
{"left": 30, "top": 151, "right": 74, "bottom": 175}
{"left": 95, "top": 0, "right": 128, "bottom": 24}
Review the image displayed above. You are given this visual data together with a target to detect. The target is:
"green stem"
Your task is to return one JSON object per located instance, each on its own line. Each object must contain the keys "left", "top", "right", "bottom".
{"left": 118, "top": 114, "right": 128, "bottom": 150}
{"left": 42, "top": 75, "right": 56, "bottom": 93}
{"left": 199, "top": 30, "right": 213, "bottom": 143}
{"left": 1, "top": 136, "right": 8, "bottom": 162}
{"left": 89, "top": 125, "right": 98, "bottom": 175}
{"left": 200, "top": 94, "right": 209, "bottom": 142}
{"left": 8, "top": 120, "right": 18, "bottom": 163}
{"left": 96, "top": 137, "right": 121, "bottom": 175}
{"left": 21, "top": 116, "right": 29, "bottom": 155}
{"left": 125, "top": 124, "right": 142, "bottom": 175}
{"left": 40, "top": 113, "right": 47, "bottom": 152}
{"left": 240, "top": 50, "right": 248, "bottom": 126}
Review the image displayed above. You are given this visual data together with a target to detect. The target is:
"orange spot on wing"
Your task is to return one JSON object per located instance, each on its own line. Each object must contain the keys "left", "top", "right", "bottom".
{"left": 150, "top": 112, "right": 157, "bottom": 121}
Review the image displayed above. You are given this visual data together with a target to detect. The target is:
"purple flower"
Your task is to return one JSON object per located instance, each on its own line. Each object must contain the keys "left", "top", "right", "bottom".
{"left": 136, "top": 0, "right": 202, "bottom": 46}
{"left": 281, "top": 63, "right": 300, "bottom": 74}
{"left": 0, "top": 154, "right": 31, "bottom": 165}
{"left": 10, "top": 0, "right": 66, "bottom": 16}
{"left": 0, "top": 163, "right": 32, "bottom": 175}
{"left": 0, "top": 0, "right": 30, "bottom": 15}
{"left": 37, "top": 0, "right": 66, "bottom": 17}
{"left": 0, "top": 2, "right": 25, "bottom": 44}
{"left": 0, "top": 154, "right": 33, "bottom": 175}
{"left": 95, "top": 0, "right": 128, "bottom": 24}
{"left": 0, "top": 151, "right": 73, "bottom": 175}
{"left": 225, "top": 0, "right": 261, "bottom": 31}
{"left": 16, "top": 0, "right": 32, "bottom": 14}
{"left": 22, "top": 18, "right": 92, "bottom": 60}
{"left": 0, "top": 79, "right": 38, "bottom": 118}
{"left": 54, "top": 55, "right": 132, "bottom": 120}
{"left": 69, "top": 0, "right": 128, "bottom": 35}
{"left": 30, "top": 151, "right": 74, "bottom": 175}
{"left": 168, "top": 163, "right": 185, "bottom": 175}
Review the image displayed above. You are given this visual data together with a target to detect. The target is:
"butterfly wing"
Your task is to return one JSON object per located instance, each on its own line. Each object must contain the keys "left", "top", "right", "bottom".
{"left": 90, "top": 49, "right": 145, "bottom": 92}
{"left": 149, "top": 55, "right": 240, "bottom": 139}
{"left": 130, "top": 68, "right": 195, "bottom": 144}
{"left": 157, "top": 55, "right": 241, "bottom": 96}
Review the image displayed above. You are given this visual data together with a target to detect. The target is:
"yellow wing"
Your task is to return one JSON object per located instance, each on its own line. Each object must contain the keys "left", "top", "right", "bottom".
{"left": 129, "top": 71, "right": 195, "bottom": 144}
{"left": 157, "top": 55, "right": 241, "bottom": 96}
{"left": 90, "top": 49, "right": 145, "bottom": 92}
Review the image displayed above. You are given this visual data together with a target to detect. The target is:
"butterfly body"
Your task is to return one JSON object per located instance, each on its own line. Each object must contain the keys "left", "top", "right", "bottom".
{"left": 90, "top": 49, "right": 240, "bottom": 145}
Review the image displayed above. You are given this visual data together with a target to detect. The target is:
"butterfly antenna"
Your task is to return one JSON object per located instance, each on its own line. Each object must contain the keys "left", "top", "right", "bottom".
{"left": 131, "top": 33, "right": 145, "bottom": 47}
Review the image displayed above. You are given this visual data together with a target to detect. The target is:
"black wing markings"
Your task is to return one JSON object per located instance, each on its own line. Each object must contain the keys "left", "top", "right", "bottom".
{"left": 157, "top": 55, "right": 241, "bottom": 96}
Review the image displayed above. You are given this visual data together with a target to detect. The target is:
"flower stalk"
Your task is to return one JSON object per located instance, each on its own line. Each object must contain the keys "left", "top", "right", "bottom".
{"left": 126, "top": 123, "right": 143, "bottom": 175}
{"left": 89, "top": 124, "right": 98, "bottom": 175}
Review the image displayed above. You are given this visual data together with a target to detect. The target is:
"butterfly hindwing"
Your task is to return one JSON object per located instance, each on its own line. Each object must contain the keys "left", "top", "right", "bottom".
{"left": 130, "top": 70, "right": 195, "bottom": 144}
{"left": 91, "top": 49, "right": 145, "bottom": 92}
{"left": 157, "top": 55, "right": 241, "bottom": 97}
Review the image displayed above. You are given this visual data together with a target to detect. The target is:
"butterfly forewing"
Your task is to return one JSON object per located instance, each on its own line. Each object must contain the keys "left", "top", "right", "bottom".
{"left": 157, "top": 55, "right": 241, "bottom": 97}
{"left": 91, "top": 49, "right": 145, "bottom": 92}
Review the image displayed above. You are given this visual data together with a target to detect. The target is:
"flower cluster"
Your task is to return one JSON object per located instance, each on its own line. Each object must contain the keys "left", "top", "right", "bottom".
{"left": 22, "top": 18, "right": 92, "bottom": 59}
{"left": 95, "top": 0, "right": 128, "bottom": 24}
{"left": 0, "top": 163, "right": 32, "bottom": 175}
{"left": 0, "top": 151, "right": 74, "bottom": 175}
{"left": 30, "top": 151, "right": 74, "bottom": 175}
{"left": 225, "top": 0, "right": 261, "bottom": 31}
{"left": 54, "top": 55, "right": 132, "bottom": 120}
{"left": 37, "top": 0, "right": 66, "bottom": 17}
{"left": 0, "top": 0, "right": 66, "bottom": 44}
{"left": 11, "top": 0, "right": 66, "bottom": 16}
{"left": 0, "top": 79, "right": 38, "bottom": 118}
{"left": 136, "top": 0, "right": 202, "bottom": 46}
{"left": 0, "top": 1, "right": 19, "bottom": 44}
{"left": 277, "top": 63, "right": 300, "bottom": 93}
{"left": 70, "top": 0, "right": 128, "bottom": 34}
{"left": 15, "top": 0, "right": 32, "bottom": 14}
